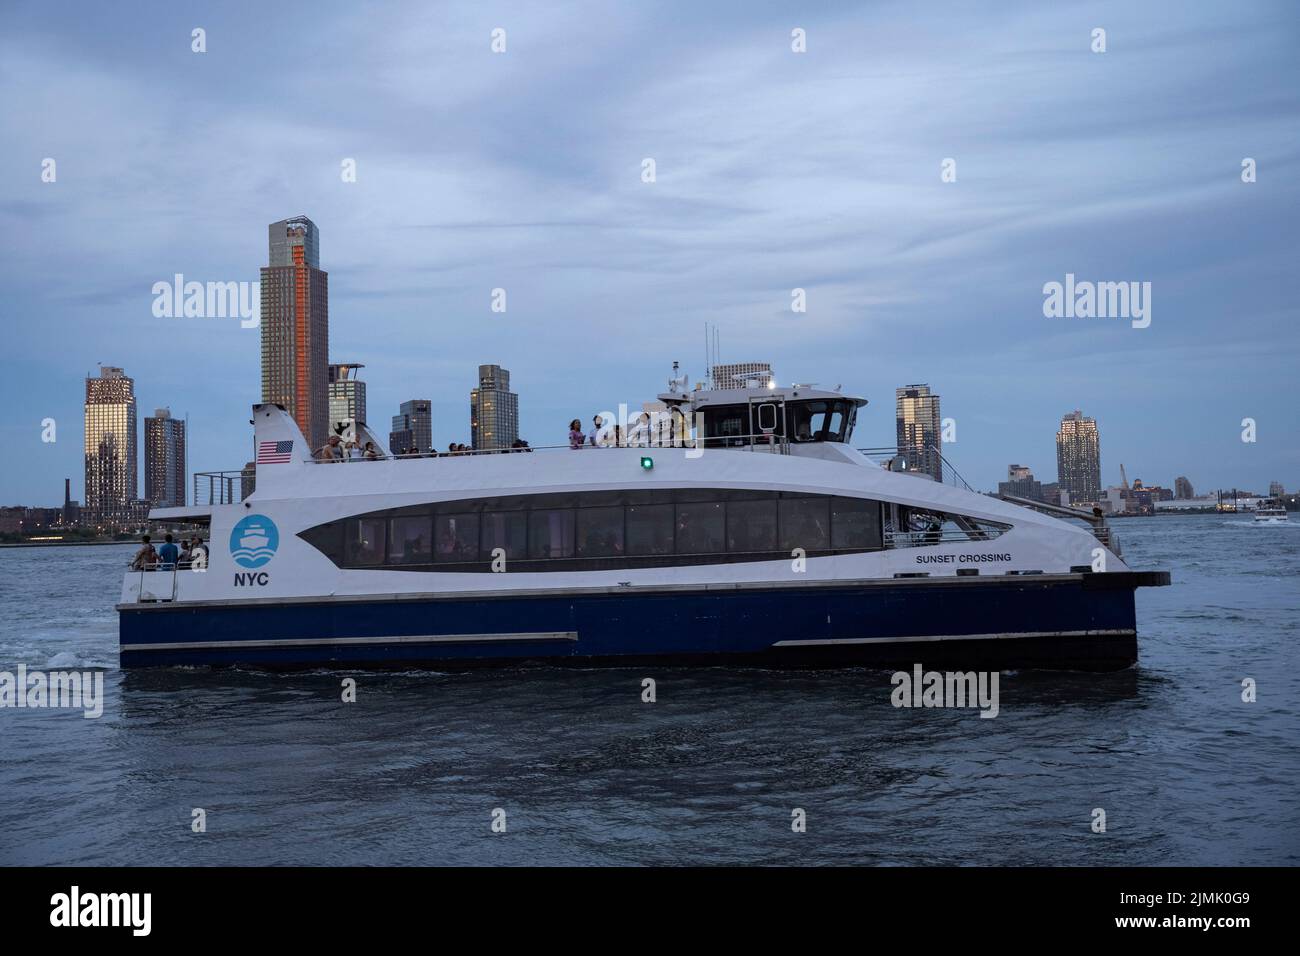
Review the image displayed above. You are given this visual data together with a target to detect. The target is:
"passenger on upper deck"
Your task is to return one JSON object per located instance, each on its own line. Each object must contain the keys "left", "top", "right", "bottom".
{"left": 569, "top": 419, "right": 583, "bottom": 449}
{"left": 157, "top": 534, "right": 178, "bottom": 569}
{"left": 315, "top": 435, "right": 344, "bottom": 462}
{"left": 130, "top": 535, "right": 158, "bottom": 571}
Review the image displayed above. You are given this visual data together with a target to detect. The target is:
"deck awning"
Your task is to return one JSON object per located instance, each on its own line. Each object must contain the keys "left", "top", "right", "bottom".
{"left": 148, "top": 506, "right": 213, "bottom": 524}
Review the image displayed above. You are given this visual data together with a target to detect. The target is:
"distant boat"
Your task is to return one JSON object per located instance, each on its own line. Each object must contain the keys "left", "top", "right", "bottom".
{"left": 1254, "top": 500, "right": 1289, "bottom": 524}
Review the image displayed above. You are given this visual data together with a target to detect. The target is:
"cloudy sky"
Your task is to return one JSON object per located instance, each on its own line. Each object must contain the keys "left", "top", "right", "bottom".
{"left": 1, "top": 0, "right": 1296, "bottom": 505}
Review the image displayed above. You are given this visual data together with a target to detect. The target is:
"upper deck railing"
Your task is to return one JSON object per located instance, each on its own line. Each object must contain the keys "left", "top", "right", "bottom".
{"left": 194, "top": 470, "right": 253, "bottom": 505}
{"left": 856, "top": 444, "right": 976, "bottom": 493}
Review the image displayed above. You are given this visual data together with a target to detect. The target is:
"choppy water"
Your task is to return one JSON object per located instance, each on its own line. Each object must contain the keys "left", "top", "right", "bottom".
{"left": 1, "top": 515, "right": 1296, "bottom": 866}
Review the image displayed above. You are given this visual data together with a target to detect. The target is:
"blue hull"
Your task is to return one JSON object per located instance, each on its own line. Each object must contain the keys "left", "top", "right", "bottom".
{"left": 119, "top": 574, "right": 1161, "bottom": 671}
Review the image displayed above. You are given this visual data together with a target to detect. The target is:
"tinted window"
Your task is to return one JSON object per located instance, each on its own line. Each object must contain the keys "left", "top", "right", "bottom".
{"left": 627, "top": 503, "right": 673, "bottom": 555}
{"left": 831, "top": 497, "right": 881, "bottom": 550}
{"left": 389, "top": 516, "right": 432, "bottom": 565}
{"left": 577, "top": 506, "right": 624, "bottom": 557}
{"left": 529, "top": 509, "right": 576, "bottom": 559}
{"left": 779, "top": 497, "right": 830, "bottom": 551}
{"left": 788, "top": 400, "right": 851, "bottom": 443}
{"left": 675, "top": 502, "right": 724, "bottom": 554}
{"left": 482, "top": 511, "right": 526, "bottom": 562}
{"left": 347, "top": 517, "right": 386, "bottom": 566}
{"left": 307, "top": 488, "right": 888, "bottom": 572}
{"left": 702, "top": 404, "right": 748, "bottom": 447}
{"left": 727, "top": 498, "right": 777, "bottom": 553}
{"left": 435, "top": 514, "right": 479, "bottom": 563}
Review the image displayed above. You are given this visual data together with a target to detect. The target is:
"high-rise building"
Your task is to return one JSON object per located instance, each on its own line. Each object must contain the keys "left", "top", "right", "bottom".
{"left": 84, "top": 366, "right": 137, "bottom": 523}
{"left": 1056, "top": 410, "right": 1101, "bottom": 506}
{"left": 470, "top": 364, "right": 519, "bottom": 450}
{"left": 1174, "top": 476, "right": 1194, "bottom": 500}
{"left": 328, "top": 363, "right": 367, "bottom": 438}
{"left": 895, "top": 384, "right": 942, "bottom": 482}
{"left": 261, "top": 216, "right": 329, "bottom": 450}
{"left": 390, "top": 400, "right": 432, "bottom": 455}
{"left": 711, "top": 362, "right": 773, "bottom": 389}
{"left": 1269, "top": 480, "right": 1285, "bottom": 499}
{"left": 998, "top": 464, "right": 1043, "bottom": 502}
{"left": 144, "top": 408, "right": 186, "bottom": 508}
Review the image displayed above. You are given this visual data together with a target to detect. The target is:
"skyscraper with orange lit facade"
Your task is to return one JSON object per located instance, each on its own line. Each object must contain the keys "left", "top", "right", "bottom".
{"left": 260, "top": 217, "right": 329, "bottom": 450}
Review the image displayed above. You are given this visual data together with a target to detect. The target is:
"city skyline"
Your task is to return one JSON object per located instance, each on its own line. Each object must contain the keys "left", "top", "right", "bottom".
{"left": 3, "top": 356, "right": 1292, "bottom": 519}
{"left": 2, "top": 2, "right": 1297, "bottom": 504}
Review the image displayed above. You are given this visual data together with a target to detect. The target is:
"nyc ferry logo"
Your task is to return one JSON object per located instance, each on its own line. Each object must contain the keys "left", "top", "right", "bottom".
{"left": 229, "top": 515, "right": 279, "bottom": 574}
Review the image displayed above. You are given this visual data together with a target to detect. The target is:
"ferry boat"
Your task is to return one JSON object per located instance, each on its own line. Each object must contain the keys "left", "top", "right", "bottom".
{"left": 118, "top": 376, "right": 1169, "bottom": 671}
{"left": 1253, "top": 500, "right": 1289, "bottom": 524}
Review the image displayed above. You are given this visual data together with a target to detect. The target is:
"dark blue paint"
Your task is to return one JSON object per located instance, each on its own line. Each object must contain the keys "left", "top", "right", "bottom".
{"left": 120, "top": 578, "right": 1140, "bottom": 670}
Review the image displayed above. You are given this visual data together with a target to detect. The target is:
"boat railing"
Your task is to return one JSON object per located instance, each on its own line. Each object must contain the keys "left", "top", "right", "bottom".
{"left": 856, "top": 444, "right": 976, "bottom": 493}
{"left": 997, "top": 493, "right": 1122, "bottom": 557}
{"left": 194, "top": 469, "right": 253, "bottom": 504}
{"left": 129, "top": 562, "right": 179, "bottom": 603}
{"left": 311, "top": 434, "right": 798, "bottom": 461}
{"left": 884, "top": 528, "right": 1000, "bottom": 548}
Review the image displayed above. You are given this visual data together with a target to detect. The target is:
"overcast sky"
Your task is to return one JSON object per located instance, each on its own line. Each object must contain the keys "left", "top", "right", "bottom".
{"left": 1, "top": 0, "right": 1297, "bottom": 505}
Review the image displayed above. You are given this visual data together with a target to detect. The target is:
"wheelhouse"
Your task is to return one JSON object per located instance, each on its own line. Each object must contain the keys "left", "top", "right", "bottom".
{"left": 658, "top": 385, "right": 867, "bottom": 451}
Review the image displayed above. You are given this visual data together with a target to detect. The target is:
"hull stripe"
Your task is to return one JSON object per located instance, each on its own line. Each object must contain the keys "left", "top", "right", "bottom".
{"left": 121, "top": 631, "right": 578, "bottom": 652}
{"left": 772, "top": 628, "right": 1134, "bottom": 647}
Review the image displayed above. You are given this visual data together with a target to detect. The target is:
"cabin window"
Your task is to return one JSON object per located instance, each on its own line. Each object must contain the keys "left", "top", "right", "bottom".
{"left": 831, "top": 497, "right": 881, "bottom": 550}
{"left": 435, "top": 514, "right": 479, "bottom": 563}
{"left": 577, "top": 506, "right": 625, "bottom": 557}
{"left": 307, "top": 488, "right": 902, "bottom": 572}
{"left": 482, "top": 511, "right": 527, "bottom": 562}
{"left": 727, "top": 498, "right": 778, "bottom": 553}
{"left": 787, "top": 400, "right": 852, "bottom": 443}
{"left": 701, "top": 404, "right": 749, "bottom": 447}
{"left": 778, "top": 497, "right": 831, "bottom": 551}
{"left": 389, "top": 516, "right": 432, "bottom": 566}
{"left": 347, "top": 517, "right": 386, "bottom": 566}
{"left": 675, "top": 502, "right": 724, "bottom": 554}
{"left": 529, "top": 509, "right": 576, "bottom": 559}
{"left": 627, "top": 503, "right": 673, "bottom": 555}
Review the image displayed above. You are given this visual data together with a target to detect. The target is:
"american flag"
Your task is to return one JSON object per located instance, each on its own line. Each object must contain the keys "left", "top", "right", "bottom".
{"left": 257, "top": 440, "right": 294, "bottom": 464}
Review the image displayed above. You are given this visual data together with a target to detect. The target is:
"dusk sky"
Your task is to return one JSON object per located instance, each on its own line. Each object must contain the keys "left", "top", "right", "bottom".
{"left": 1, "top": 0, "right": 1296, "bottom": 506}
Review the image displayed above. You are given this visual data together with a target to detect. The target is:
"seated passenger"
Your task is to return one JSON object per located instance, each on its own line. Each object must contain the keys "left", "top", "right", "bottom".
{"left": 364, "top": 442, "right": 380, "bottom": 461}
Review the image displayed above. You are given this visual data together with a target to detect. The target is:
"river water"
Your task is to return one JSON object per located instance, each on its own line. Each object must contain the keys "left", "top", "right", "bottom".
{"left": 1, "top": 515, "right": 1296, "bottom": 865}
